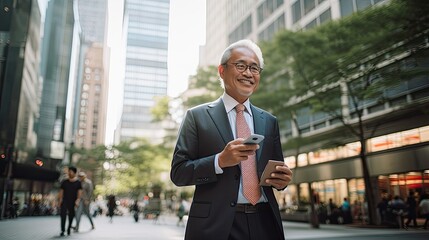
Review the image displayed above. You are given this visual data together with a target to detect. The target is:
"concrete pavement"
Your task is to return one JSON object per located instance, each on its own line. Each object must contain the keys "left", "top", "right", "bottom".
{"left": 0, "top": 214, "right": 427, "bottom": 240}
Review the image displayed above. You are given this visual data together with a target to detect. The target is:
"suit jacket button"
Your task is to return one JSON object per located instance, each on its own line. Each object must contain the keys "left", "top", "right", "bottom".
{"left": 230, "top": 202, "right": 236, "bottom": 207}
{"left": 234, "top": 174, "right": 239, "bottom": 180}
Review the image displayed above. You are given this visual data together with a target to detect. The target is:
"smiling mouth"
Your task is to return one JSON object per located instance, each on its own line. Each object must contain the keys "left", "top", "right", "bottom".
{"left": 238, "top": 79, "right": 254, "bottom": 85}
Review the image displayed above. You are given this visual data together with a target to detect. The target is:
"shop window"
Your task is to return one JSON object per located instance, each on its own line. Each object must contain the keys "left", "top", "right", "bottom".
{"left": 297, "top": 153, "right": 308, "bottom": 166}
{"left": 334, "top": 179, "right": 348, "bottom": 205}
{"left": 324, "top": 180, "right": 335, "bottom": 204}
{"left": 299, "top": 183, "right": 310, "bottom": 204}
{"left": 284, "top": 156, "right": 296, "bottom": 169}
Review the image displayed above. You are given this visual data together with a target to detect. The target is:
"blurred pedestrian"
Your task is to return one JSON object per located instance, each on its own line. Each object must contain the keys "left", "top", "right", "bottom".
{"left": 131, "top": 199, "right": 140, "bottom": 222}
{"left": 176, "top": 198, "right": 188, "bottom": 227}
{"left": 419, "top": 194, "right": 429, "bottom": 229}
{"left": 389, "top": 195, "right": 407, "bottom": 229}
{"left": 74, "top": 172, "right": 95, "bottom": 232}
{"left": 377, "top": 196, "right": 388, "bottom": 224}
{"left": 326, "top": 198, "right": 337, "bottom": 224}
{"left": 107, "top": 195, "right": 116, "bottom": 223}
{"left": 58, "top": 166, "right": 82, "bottom": 236}
{"left": 405, "top": 191, "right": 417, "bottom": 228}
{"left": 12, "top": 197, "right": 19, "bottom": 218}
{"left": 341, "top": 198, "right": 352, "bottom": 224}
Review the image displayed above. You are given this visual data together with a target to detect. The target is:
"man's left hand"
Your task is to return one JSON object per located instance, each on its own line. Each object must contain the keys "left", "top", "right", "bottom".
{"left": 264, "top": 165, "right": 293, "bottom": 190}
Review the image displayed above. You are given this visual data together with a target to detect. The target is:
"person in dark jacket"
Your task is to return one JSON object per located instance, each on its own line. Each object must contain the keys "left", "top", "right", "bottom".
{"left": 58, "top": 166, "right": 82, "bottom": 236}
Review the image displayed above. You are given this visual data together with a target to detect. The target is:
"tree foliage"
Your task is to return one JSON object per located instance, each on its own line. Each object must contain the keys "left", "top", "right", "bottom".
{"left": 254, "top": 0, "right": 429, "bottom": 139}
{"left": 253, "top": 0, "right": 429, "bottom": 225}
{"left": 181, "top": 66, "right": 223, "bottom": 109}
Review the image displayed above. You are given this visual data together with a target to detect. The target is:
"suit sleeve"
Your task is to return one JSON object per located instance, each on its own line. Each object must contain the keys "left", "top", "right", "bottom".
{"left": 170, "top": 109, "right": 218, "bottom": 186}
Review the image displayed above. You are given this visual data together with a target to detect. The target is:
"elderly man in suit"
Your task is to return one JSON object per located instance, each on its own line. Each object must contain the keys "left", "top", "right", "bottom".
{"left": 171, "top": 39, "right": 293, "bottom": 240}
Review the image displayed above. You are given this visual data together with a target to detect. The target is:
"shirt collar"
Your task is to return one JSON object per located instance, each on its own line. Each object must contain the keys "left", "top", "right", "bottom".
{"left": 222, "top": 93, "right": 252, "bottom": 116}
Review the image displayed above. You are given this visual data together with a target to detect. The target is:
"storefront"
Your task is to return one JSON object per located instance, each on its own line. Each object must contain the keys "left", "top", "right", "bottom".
{"left": 278, "top": 125, "right": 429, "bottom": 222}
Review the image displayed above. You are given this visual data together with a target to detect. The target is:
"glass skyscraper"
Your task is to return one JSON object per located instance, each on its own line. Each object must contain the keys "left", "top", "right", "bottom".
{"left": 117, "top": 0, "right": 170, "bottom": 142}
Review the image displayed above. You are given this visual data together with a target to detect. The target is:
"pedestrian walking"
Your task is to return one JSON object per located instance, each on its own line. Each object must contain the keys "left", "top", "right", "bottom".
{"left": 377, "top": 196, "right": 388, "bottom": 224}
{"left": 405, "top": 191, "right": 418, "bottom": 228}
{"left": 419, "top": 194, "right": 429, "bottom": 229}
{"left": 74, "top": 171, "right": 95, "bottom": 232}
{"left": 11, "top": 197, "right": 19, "bottom": 218}
{"left": 176, "top": 198, "right": 189, "bottom": 227}
{"left": 389, "top": 195, "right": 407, "bottom": 229}
{"left": 341, "top": 198, "right": 352, "bottom": 224}
{"left": 107, "top": 195, "right": 116, "bottom": 223}
{"left": 170, "top": 39, "right": 293, "bottom": 240}
{"left": 131, "top": 199, "right": 140, "bottom": 222}
{"left": 58, "top": 166, "right": 82, "bottom": 236}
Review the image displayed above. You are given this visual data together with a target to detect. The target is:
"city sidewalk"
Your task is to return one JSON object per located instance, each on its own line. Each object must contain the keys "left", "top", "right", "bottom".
{"left": 0, "top": 214, "right": 427, "bottom": 240}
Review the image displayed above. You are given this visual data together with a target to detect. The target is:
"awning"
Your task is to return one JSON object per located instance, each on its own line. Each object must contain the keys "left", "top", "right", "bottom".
{"left": 12, "top": 162, "right": 60, "bottom": 182}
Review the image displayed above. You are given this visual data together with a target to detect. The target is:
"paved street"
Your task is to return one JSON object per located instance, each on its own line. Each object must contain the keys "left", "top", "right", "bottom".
{"left": 0, "top": 214, "right": 427, "bottom": 240}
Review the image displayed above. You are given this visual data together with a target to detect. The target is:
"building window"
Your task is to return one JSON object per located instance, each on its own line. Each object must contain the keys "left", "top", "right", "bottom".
{"left": 340, "top": 0, "right": 379, "bottom": 17}
{"left": 292, "top": 0, "right": 302, "bottom": 23}
{"left": 303, "top": 0, "right": 316, "bottom": 14}
{"left": 257, "top": 0, "right": 284, "bottom": 24}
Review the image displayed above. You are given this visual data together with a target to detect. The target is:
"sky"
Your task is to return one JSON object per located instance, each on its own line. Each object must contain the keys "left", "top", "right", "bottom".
{"left": 105, "top": 0, "right": 206, "bottom": 144}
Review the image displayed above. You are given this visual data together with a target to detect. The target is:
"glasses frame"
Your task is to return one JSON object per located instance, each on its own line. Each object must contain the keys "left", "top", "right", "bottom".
{"left": 225, "top": 62, "right": 263, "bottom": 75}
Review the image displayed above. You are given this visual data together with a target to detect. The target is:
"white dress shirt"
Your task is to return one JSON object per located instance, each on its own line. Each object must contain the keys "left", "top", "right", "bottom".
{"left": 214, "top": 93, "right": 267, "bottom": 204}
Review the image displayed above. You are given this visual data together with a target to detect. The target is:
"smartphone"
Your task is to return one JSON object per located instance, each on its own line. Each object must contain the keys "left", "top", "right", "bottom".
{"left": 243, "top": 134, "right": 265, "bottom": 144}
{"left": 259, "top": 160, "right": 284, "bottom": 186}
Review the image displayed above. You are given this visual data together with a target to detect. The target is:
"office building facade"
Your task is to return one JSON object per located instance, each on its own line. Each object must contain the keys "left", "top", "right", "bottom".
{"left": 116, "top": 0, "right": 170, "bottom": 143}
{"left": 199, "top": 0, "right": 429, "bottom": 219}
{"left": 0, "top": 0, "right": 79, "bottom": 217}
{"left": 74, "top": 0, "right": 109, "bottom": 150}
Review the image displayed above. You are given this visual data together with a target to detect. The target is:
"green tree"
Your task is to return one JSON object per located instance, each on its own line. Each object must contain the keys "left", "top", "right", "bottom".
{"left": 151, "top": 96, "right": 170, "bottom": 122}
{"left": 181, "top": 65, "right": 223, "bottom": 109}
{"left": 103, "top": 139, "right": 171, "bottom": 197}
{"left": 255, "top": 0, "right": 429, "bottom": 225}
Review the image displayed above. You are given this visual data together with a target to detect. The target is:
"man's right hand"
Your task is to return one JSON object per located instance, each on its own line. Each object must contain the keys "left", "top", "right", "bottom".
{"left": 218, "top": 138, "right": 259, "bottom": 168}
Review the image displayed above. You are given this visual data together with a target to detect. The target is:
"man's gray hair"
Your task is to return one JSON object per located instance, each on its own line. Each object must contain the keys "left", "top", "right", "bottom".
{"left": 219, "top": 39, "right": 264, "bottom": 68}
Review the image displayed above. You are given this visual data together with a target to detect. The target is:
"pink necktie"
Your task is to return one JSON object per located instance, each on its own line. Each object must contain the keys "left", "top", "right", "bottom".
{"left": 236, "top": 104, "right": 261, "bottom": 205}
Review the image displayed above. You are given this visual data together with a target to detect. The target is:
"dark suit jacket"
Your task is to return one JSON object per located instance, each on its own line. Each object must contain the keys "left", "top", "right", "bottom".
{"left": 171, "top": 98, "right": 285, "bottom": 240}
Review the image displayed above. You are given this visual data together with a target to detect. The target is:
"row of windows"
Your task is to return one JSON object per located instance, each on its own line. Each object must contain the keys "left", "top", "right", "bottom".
{"left": 128, "top": 14, "right": 169, "bottom": 26}
{"left": 257, "top": 0, "right": 284, "bottom": 24}
{"left": 292, "top": 58, "right": 429, "bottom": 132}
{"left": 128, "top": 27, "right": 168, "bottom": 38}
{"left": 123, "top": 98, "right": 153, "bottom": 107}
{"left": 304, "top": 8, "right": 331, "bottom": 30}
{"left": 229, "top": 15, "right": 252, "bottom": 44}
{"left": 123, "top": 87, "right": 166, "bottom": 98}
{"left": 339, "top": 0, "right": 384, "bottom": 18}
{"left": 123, "top": 78, "right": 167, "bottom": 86}
{"left": 284, "top": 125, "right": 429, "bottom": 168}
{"left": 259, "top": 14, "right": 286, "bottom": 42}
{"left": 292, "top": 0, "right": 326, "bottom": 23}
{"left": 127, "top": 46, "right": 168, "bottom": 57}
{"left": 122, "top": 105, "right": 151, "bottom": 114}
{"left": 127, "top": 1, "right": 169, "bottom": 12}
{"left": 126, "top": 51, "right": 167, "bottom": 62}
{"left": 127, "top": 33, "right": 168, "bottom": 44}
{"left": 125, "top": 65, "right": 168, "bottom": 75}
{"left": 121, "top": 117, "right": 153, "bottom": 128}
{"left": 127, "top": 38, "right": 168, "bottom": 50}
{"left": 126, "top": 58, "right": 167, "bottom": 69}
{"left": 128, "top": 21, "right": 169, "bottom": 32}
{"left": 128, "top": 6, "right": 169, "bottom": 15}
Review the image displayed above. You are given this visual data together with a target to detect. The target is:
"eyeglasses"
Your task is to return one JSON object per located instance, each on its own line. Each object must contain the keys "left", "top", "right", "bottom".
{"left": 226, "top": 62, "right": 263, "bottom": 75}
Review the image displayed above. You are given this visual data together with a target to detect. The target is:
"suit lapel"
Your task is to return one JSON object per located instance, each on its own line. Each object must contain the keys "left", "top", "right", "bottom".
{"left": 207, "top": 98, "right": 234, "bottom": 144}
{"left": 251, "top": 104, "right": 266, "bottom": 168}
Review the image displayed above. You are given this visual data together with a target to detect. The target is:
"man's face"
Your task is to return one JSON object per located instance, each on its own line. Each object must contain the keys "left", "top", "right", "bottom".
{"left": 68, "top": 169, "right": 76, "bottom": 179}
{"left": 219, "top": 47, "right": 261, "bottom": 103}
